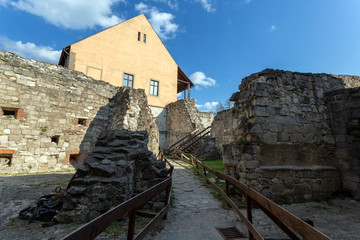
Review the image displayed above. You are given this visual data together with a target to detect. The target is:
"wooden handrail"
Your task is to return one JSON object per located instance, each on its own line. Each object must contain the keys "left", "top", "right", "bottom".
{"left": 158, "top": 150, "right": 174, "bottom": 177}
{"left": 62, "top": 177, "right": 172, "bottom": 240}
{"left": 173, "top": 150, "right": 331, "bottom": 240}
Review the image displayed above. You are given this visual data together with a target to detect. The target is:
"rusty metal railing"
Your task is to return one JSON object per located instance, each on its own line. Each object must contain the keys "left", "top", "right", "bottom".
{"left": 173, "top": 149, "right": 331, "bottom": 240}
{"left": 62, "top": 152, "right": 173, "bottom": 240}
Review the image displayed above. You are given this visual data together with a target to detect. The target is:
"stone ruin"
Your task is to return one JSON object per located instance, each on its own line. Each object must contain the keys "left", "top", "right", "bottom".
{"left": 0, "top": 50, "right": 213, "bottom": 174}
{"left": 212, "top": 69, "right": 360, "bottom": 203}
{"left": 58, "top": 129, "right": 168, "bottom": 223}
{"left": 166, "top": 98, "right": 206, "bottom": 147}
{"left": 0, "top": 50, "right": 159, "bottom": 174}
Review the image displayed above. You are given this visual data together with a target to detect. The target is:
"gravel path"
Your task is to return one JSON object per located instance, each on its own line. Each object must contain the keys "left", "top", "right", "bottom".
{"left": 149, "top": 159, "right": 240, "bottom": 240}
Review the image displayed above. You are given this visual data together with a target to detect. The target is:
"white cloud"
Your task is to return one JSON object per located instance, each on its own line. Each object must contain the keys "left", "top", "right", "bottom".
{"left": 8, "top": 0, "right": 125, "bottom": 30}
{"left": 0, "top": 0, "right": 9, "bottom": 6}
{"left": 196, "top": 0, "right": 215, "bottom": 12}
{"left": 189, "top": 71, "right": 216, "bottom": 90}
{"left": 270, "top": 25, "right": 277, "bottom": 32}
{"left": 196, "top": 101, "right": 219, "bottom": 112}
{"left": 0, "top": 36, "right": 61, "bottom": 63}
{"left": 135, "top": 2, "right": 179, "bottom": 40}
{"left": 150, "top": 0, "right": 178, "bottom": 10}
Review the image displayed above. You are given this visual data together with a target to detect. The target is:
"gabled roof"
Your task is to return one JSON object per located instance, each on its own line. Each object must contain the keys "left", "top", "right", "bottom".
{"left": 58, "top": 14, "right": 194, "bottom": 91}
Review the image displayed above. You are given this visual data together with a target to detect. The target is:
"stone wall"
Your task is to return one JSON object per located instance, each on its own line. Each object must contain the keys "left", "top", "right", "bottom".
{"left": 165, "top": 99, "right": 204, "bottom": 148}
{"left": 198, "top": 111, "right": 214, "bottom": 128}
{"left": 326, "top": 87, "right": 360, "bottom": 198}
{"left": 212, "top": 69, "right": 360, "bottom": 202}
{"left": 0, "top": 50, "right": 158, "bottom": 174}
{"left": 150, "top": 106, "right": 167, "bottom": 149}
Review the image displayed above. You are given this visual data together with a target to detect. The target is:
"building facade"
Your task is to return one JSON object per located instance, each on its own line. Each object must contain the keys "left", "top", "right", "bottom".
{"left": 58, "top": 14, "right": 193, "bottom": 110}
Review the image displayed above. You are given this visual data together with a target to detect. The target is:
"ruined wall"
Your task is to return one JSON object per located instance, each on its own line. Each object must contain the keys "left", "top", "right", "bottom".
{"left": 326, "top": 87, "right": 360, "bottom": 199}
{"left": 109, "top": 88, "right": 159, "bottom": 153}
{"left": 0, "top": 50, "right": 158, "bottom": 174}
{"left": 198, "top": 111, "right": 214, "bottom": 128}
{"left": 166, "top": 99, "right": 204, "bottom": 148}
{"left": 59, "top": 130, "right": 167, "bottom": 223}
{"left": 212, "top": 69, "right": 360, "bottom": 202}
{"left": 149, "top": 106, "right": 167, "bottom": 149}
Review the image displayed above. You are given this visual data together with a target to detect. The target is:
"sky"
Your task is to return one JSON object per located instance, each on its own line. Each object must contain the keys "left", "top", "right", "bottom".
{"left": 1, "top": 0, "right": 360, "bottom": 112}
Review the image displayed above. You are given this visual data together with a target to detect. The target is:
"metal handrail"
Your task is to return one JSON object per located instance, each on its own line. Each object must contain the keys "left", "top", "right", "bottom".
{"left": 168, "top": 128, "right": 199, "bottom": 151}
{"left": 174, "top": 126, "right": 211, "bottom": 152}
{"left": 180, "top": 128, "right": 211, "bottom": 152}
{"left": 62, "top": 171, "right": 172, "bottom": 240}
{"left": 173, "top": 149, "right": 331, "bottom": 240}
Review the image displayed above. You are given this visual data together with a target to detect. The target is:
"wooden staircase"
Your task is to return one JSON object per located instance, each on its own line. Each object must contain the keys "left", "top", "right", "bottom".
{"left": 168, "top": 126, "right": 211, "bottom": 154}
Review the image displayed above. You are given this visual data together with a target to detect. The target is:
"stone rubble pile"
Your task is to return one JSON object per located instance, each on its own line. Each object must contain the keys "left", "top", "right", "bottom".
{"left": 58, "top": 129, "right": 168, "bottom": 223}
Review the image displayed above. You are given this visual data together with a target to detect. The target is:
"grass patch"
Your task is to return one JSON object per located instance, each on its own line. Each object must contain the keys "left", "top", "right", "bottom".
{"left": 202, "top": 159, "right": 225, "bottom": 173}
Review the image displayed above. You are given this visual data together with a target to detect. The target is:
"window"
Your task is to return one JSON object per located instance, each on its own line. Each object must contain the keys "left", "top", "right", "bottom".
{"left": 78, "top": 118, "right": 87, "bottom": 126}
{"left": 51, "top": 135, "right": 60, "bottom": 145}
{"left": 0, "top": 154, "right": 12, "bottom": 167}
{"left": 0, "top": 106, "right": 22, "bottom": 119}
{"left": 150, "top": 80, "right": 159, "bottom": 96}
{"left": 123, "top": 73, "right": 134, "bottom": 88}
{"left": 143, "top": 34, "right": 146, "bottom": 43}
{"left": 138, "top": 32, "right": 141, "bottom": 41}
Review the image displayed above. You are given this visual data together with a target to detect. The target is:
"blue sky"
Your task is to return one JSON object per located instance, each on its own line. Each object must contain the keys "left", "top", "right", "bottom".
{"left": 1, "top": 0, "right": 360, "bottom": 112}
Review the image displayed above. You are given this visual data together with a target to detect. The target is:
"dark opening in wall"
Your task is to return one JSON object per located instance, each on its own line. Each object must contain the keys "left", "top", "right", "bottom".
{"left": 78, "top": 118, "right": 87, "bottom": 126}
{"left": 2, "top": 108, "right": 17, "bottom": 118}
{"left": 0, "top": 154, "right": 12, "bottom": 167}
{"left": 51, "top": 135, "right": 60, "bottom": 144}
{"left": 69, "top": 154, "right": 81, "bottom": 163}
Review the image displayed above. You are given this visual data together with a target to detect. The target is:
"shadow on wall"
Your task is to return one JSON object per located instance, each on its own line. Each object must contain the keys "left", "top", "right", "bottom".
{"left": 71, "top": 101, "right": 115, "bottom": 168}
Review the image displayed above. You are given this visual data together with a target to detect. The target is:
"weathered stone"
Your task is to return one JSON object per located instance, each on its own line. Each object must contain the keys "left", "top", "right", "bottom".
{"left": 0, "top": 50, "right": 164, "bottom": 174}
{"left": 57, "top": 129, "right": 168, "bottom": 223}
{"left": 212, "top": 69, "right": 360, "bottom": 203}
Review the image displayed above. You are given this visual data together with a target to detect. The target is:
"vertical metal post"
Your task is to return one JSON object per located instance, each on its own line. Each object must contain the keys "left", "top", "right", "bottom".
{"left": 163, "top": 183, "right": 171, "bottom": 220}
{"left": 195, "top": 161, "right": 199, "bottom": 175}
{"left": 246, "top": 195, "right": 253, "bottom": 240}
{"left": 226, "top": 180, "right": 230, "bottom": 195}
{"left": 127, "top": 209, "right": 136, "bottom": 240}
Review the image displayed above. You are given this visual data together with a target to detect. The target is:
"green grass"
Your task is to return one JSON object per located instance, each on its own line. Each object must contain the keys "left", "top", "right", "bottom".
{"left": 201, "top": 159, "right": 225, "bottom": 173}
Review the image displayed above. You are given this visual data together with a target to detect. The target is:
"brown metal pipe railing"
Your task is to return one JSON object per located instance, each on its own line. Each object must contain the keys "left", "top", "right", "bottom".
{"left": 175, "top": 126, "right": 211, "bottom": 152}
{"left": 168, "top": 129, "right": 199, "bottom": 151}
{"left": 173, "top": 150, "right": 331, "bottom": 240}
{"left": 62, "top": 153, "right": 173, "bottom": 240}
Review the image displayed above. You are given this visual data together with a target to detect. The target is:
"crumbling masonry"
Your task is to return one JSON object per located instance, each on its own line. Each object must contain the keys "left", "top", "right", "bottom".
{"left": 212, "top": 69, "right": 360, "bottom": 202}
{"left": 0, "top": 50, "right": 159, "bottom": 174}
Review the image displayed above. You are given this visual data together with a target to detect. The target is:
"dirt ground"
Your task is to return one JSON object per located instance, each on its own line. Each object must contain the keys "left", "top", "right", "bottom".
{"left": 0, "top": 172, "right": 359, "bottom": 240}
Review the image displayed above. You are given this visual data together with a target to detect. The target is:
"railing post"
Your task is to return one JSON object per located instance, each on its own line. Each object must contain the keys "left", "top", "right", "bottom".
{"left": 195, "top": 161, "right": 199, "bottom": 175}
{"left": 246, "top": 195, "right": 253, "bottom": 240}
{"left": 127, "top": 209, "right": 136, "bottom": 240}
{"left": 163, "top": 183, "right": 172, "bottom": 220}
{"left": 226, "top": 180, "right": 230, "bottom": 195}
